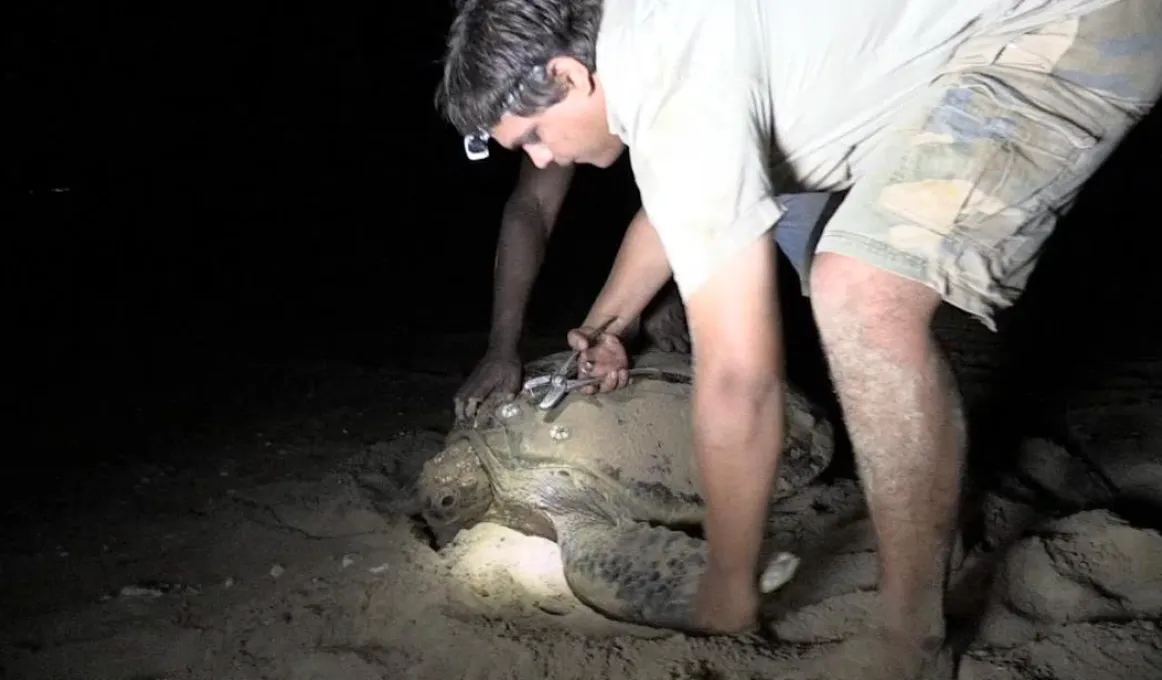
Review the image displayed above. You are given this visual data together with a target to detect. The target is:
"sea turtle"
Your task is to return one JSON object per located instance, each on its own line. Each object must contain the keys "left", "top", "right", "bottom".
{"left": 417, "top": 349, "right": 835, "bottom": 632}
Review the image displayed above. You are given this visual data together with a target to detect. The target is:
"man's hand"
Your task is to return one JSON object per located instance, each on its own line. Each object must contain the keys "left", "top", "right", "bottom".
{"left": 566, "top": 327, "right": 629, "bottom": 394}
{"left": 454, "top": 349, "right": 523, "bottom": 420}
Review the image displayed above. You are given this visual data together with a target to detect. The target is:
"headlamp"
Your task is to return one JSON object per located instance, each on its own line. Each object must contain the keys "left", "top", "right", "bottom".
{"left": 463, "top": 129, "right": 491, "bottom": 161}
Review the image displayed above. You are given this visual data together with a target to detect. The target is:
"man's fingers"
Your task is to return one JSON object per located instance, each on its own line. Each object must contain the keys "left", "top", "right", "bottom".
{"left": 566, "top": 329, "right": 592, "bottom": 351}
{"left": 454, "top": 394, "right": 479, "bottom": 420}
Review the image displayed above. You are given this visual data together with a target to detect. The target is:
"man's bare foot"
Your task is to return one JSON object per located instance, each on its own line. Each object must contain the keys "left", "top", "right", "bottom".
{"left": 803, "top": 629, "right": 954, "bottom": 680}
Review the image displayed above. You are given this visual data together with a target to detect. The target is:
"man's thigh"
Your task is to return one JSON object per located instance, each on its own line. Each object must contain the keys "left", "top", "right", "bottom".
{"left": 814, "top": 0, "right": 1162, "bottom": 330}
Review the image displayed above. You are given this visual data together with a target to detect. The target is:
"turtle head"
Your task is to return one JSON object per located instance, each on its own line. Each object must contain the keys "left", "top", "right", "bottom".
{"left": 416, "top": 437, "right": 494, "bottom": 547}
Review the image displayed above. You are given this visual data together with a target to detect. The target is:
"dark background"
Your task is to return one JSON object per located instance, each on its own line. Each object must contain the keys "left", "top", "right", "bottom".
{"left": 9, "top": 4, "right": 639, "bottom": 350}
{"left": 6, "top": 5, "right": 1161, "bottom": 469}
{"left": 8, "top": 4, "right": 641, "bottom": 459}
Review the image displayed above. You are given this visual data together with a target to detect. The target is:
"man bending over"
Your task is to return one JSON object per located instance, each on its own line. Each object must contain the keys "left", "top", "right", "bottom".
{"left": 438, "top": 0, "right": 1161, "bottom": 676}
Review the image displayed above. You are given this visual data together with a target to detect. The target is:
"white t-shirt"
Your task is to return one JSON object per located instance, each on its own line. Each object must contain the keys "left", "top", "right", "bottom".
{"left": 596, "top": 0, "right": 1120, "bottom": 300}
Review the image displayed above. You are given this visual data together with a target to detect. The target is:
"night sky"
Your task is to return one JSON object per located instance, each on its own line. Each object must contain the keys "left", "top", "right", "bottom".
{"left": 8, "top": 5, "right": 1161, "bottom": 466}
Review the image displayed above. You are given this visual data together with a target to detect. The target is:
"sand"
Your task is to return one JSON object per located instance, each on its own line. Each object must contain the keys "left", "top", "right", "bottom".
{"left": 2, "top": 330, "right": 1159, "bottom": 680}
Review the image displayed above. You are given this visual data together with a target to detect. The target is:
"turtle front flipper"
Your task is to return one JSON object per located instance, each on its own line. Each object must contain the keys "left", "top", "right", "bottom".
{"left": 553, "top": 515, "right": 800, "bottom": 633}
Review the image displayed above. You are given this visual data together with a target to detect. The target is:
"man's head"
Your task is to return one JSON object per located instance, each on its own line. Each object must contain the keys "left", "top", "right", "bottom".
{"left": 436, "top": 0, "right": 625, "bottom": 168}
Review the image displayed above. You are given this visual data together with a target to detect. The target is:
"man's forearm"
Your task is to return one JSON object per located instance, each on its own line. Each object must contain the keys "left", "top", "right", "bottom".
{"left": 693, "top": 377, "right": 785, "bottom": 578}
{"left": 582, "top": 207, "right": 672, "bottom": 336}
{"left": 487, "top": 202, "right": 551, "bottom": 353}
{"left": 683, "top": 233, "right": 786, "bottom": 586}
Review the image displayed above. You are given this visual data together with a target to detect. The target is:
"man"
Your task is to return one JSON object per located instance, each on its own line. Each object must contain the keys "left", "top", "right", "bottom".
{"left": 454, "top": 155, "right": 835, "bottom": 420}
{"left": 436, "top": 1, "right": 1162, "bottom": 677}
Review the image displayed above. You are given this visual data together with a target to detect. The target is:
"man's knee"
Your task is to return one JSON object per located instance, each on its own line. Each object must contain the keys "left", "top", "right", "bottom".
{"left": 810, "top": 252, "right": 941, "bottom": 359}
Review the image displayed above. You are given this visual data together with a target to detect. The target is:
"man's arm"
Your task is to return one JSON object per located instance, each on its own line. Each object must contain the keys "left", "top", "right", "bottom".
{"left": 685, "top": 234, "right": 784, "bottom": 628}
{"left": 455, "top": 157, "right": 574, "bottom": 419}
{"left": 579, "top": 206, "right": 671, "bottom": 338}
{"left": 487, "top": 156, "right": 574, "bottom": 354}
{"left": 605, "top": 5, "right": 788, "bottom": 628}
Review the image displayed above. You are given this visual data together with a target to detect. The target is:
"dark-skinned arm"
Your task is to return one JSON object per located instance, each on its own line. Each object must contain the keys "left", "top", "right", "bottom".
{"left": 487, "top": 156, "right": 574, "bottom": 355}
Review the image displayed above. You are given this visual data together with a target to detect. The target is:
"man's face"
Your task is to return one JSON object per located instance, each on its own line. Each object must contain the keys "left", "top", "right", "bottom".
{"left": 490, "top": 56, "right": 625, "bottom": 169}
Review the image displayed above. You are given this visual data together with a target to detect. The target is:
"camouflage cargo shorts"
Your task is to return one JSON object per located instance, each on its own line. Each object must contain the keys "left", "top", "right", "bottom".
{"left": 813, "top": 0, "right": 1162, "bottom": 329}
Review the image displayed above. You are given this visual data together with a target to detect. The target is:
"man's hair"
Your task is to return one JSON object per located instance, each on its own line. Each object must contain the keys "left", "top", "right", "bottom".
{"left": 435, "top": 0, "right": 604, "bottom": 136}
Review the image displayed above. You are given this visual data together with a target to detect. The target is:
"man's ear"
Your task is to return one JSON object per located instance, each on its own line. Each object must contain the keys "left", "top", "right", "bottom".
{"left": 546, "top": 56, "right": 596, "bottom": 95}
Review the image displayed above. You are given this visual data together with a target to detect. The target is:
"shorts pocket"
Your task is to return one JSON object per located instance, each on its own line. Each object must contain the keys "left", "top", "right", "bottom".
{"left": 877, "top": 72, "right": 1098, "bottom": 240}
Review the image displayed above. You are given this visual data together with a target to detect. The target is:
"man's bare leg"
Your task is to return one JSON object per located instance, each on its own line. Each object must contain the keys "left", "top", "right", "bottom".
{"left": 808, "top": 251, "right": 965, "bottom": 678}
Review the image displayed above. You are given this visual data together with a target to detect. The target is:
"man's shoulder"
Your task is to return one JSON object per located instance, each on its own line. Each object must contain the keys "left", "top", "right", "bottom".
{"left": 597, "top": 0, "right": 761, "bottom": 86}
{"left": 599, "top": 0, "right": 734, "bottom": 46}
{"left": 597, "top": 0, "right": 669, "bottom": 65}
{"left": 597, "top": 0, "right": 768, "bottom": 143}
{"left": 596, "top": 0, "right": 685, "bottom": 141}
{"left": 598, "top": 0, "right": 665, "bottom": 30}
